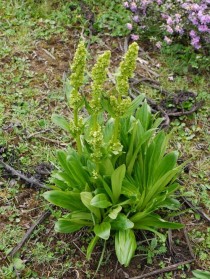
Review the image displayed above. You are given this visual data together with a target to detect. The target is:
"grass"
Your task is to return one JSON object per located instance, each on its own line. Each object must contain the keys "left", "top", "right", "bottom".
{"left": 0, "top": 0, "right": 209, "bottom": 278}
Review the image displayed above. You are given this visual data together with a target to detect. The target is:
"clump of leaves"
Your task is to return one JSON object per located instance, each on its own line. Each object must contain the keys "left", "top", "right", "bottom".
{"left": 43, "top": 41, "right": 184, "bottom": 267}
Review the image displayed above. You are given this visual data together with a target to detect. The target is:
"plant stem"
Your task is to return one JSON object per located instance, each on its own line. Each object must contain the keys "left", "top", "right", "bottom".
{"left": 76, "top": 134, "right": 82, "bottom": 154}
{"left": 94, "top": 240, "right": 107, "bottom": 277}
{"left": 93, "top": 113, "right": 98, "bottom": 130}
{"left": 74, "top": 108, "right": 78, "bottom": 126}
{"left": 74, "top": 108, "right": 82, "bottom": 154}
{"left": 113, "top": 117, "right": 119, "bottom": 142}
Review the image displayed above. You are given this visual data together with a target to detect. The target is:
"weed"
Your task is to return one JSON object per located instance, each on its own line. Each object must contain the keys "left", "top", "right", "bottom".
{"left": 160, "top": 44, "right": 210, "bottom": 75}
{"left": 31, "top": 242, "right": 56, "bottom": 264}
{"left": 44, "top": 41, "right": 184, "bottom": 267}
{"left": 93, "top": 0, "right": 130, "bottom": 37}
{"left": 190, "top": 228, "right": 210, "bottom": 264}
{"left": 137, "top": 237, "right": 167, "bottom": 264}
{"left": 0, "top": 224, "right": 23, "bottom": 253}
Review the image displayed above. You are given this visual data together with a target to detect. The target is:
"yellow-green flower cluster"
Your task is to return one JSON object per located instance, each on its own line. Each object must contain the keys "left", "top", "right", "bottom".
{"left": 69, "top": 117, "right": 83, "bottom": 136}
{"left": 109, "top": 139, "right": 123, "bottom": 155}
{"left": 88, "top": 124, "right": 104, "bottom": 161}
{"left": 110, "top": 96, "right": 131, "bottom": 117}
{"left": 69, "top": 41, "right": 87, "bottom": 109}
{"left": 116, "top": 42, "right": 139, "bottom": 96}
{"left": 90, "top": 51, "right": 111, "bottom": 112}
{"left": 69, "top": 89, "right": 83, "bottom": 110}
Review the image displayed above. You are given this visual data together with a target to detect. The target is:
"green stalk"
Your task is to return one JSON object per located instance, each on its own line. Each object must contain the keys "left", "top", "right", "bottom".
{"left": 113, "top": 117, "right": 119, "bottom": 142}
{"left": 93, "top": 113, "right": 98, "bottom": 130}
{"left": 74, "top": 108, "right": 82, "bottom": 154}
{"left": 92, "top": 113, "right": 100, "bottom": 171}
{"left": 93, "top": 240, "right": 107, "bottom": 277}
{"left": 76, "top": 134, "right": 82, "bottom": 154}
{"left": 74, "top": 108, "right": 78, "bottom": 126}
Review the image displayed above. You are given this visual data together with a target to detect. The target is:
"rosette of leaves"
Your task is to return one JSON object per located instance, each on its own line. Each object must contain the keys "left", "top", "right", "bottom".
{"left": 43, "top": 41, "right": 184, "bottom": 267}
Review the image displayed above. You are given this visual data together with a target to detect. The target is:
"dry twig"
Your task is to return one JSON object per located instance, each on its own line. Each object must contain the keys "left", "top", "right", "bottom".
{"left": 167, "top": 229, "right": 175, "bottom": 255}
{"left": 130, "top": 77, "right": 203, "bottom": 126}
{"left": 131, "top": 76, "right": 171, "bottom": 96}
{"left": 130, "top": 259, "right": 194, "bottom": 279}
{"left": 26, "top": 129, "right": 51, "bottom": 139}
{"left": 32, "top": 135, "right": 68, "bottom": 147}
{"left": 131, "top": 87, "right": 170, "bottom": 128}
{"left": 0, "top": 160, "right": 49, "bottom": 189}
{"left": 182, "top": 196, "right": 210, "bottom": 223}
{"left": 8, "top": 210, "right": 51, "bottom": 257}
{"left": 179, "top": 216, "right": 195, "bottom": 259}
{"left": 167, "top": 101, "right": 204, "bottom": 116}
{"left": 42, "top": 48, "right": 56, "bottom": 60}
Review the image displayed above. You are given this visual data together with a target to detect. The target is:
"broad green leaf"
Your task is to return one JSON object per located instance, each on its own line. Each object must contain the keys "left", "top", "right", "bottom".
{"left": 56, "top": 149, "right": 90, "bottom": 190}
{"left": 127, "top": 128, "right": 155, "bottom": 175}
{"left": 66, "top": 157, "right": 90, "bottom": 189}
{"left": 52, "top": 114, "right": 70, "bottom": 132}
{"left": 55, "top": 219, "right": 82, "bottom": 233}
{"left": 100, "top": 158, "right": 114, "bottom": 176}
{"left": 90, "top": 194, "right": 112, "bottom": 208}
{"left": 101, "top": 98, "right": 114, "bottom": 116}
{"left": 108, "top": 205, "right": 122, "bottom": 219}
{"left": 53, "top": 177, "right": 69, "bottom": 190}
{"left": 111, "top": 213, "right": 134, "bottom": 230}
{"left": 57, "top": 150, "right": 70, "bottom": 173}
{"left": 123, "top": 94, "right": 145, "bottom": 117}
{"left": 147, "top": 132, "right": 168, "bottom": 182}
{"left": 80, "top": 192, "right": 101, "bottom": 220}
{"left": 54, "top": 172, "right": 74, "bottom": 188}
{"left": 120, "top": 116, "right": 135, "bottom": 150}
{"left": 126, "top": 120, "right": 137, "bottom": 166}
{"left": 136, "top": 100, "right": 152, "bottom": 130}
{"left": 133, "top": 225, "right": 166, "bottom": 241}
{"left": 66, "top": 218, "right": 92, "bottom": 226}
{"left": 152, "top": 117, "right": 163, "bottom": 129}
{"left": 99, "top": 176, "right": 114, "bottom": 202}
{"left": 142, "top": 166, "right": 182, "bottom": 208}
{"left": 103, "top": 118, "right": 115, "bottom": 142}
{"left": 133, "top": 214, "right": 183, "bottom": 229}
{"left": 13, "top": 258, "right": 25, "bottom": 270}
{"left": 160, "top": 197, "right": 181, "bottom": 210}
{"left": 164, "top": 183, "right": 180, "bottom": 196}
{"left": 115, "top": 229, "right": 137, "bottom": 267}
{"left": 64, "top": 78, "right": 73, "bottom": 104}
{"left": 43, "top": 190, "right": 86, "bottom": 211}
{"left": 94, "top": 222, "right": 111, "bottom": 240}
{"left": 111, "top": 164, "right": 126, "bottom": 203}
{"left": 130, "top": 211, "right": 149, "bottom": 223}
{"left": 86, "top": 235, "right": 99, "bottom": 260}
{"left": 192, "top": 270, "right": 210, "bottom": 279}
{"left": 122, "top": 178, "right": 139, "bottom": 197}
{"left": 69, "top": 211, "right": 93, "bottom": 221}
{"left": 67, "top": 211, "right": 93, "bottom": 225}
{"left": 154, "top": 151, "right": 178, "bottom": 181}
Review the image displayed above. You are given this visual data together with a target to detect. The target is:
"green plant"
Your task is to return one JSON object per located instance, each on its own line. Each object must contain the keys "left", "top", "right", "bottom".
{"left": 93, "top": 0, "right": 130, "bottom": 37}
{"left": 160, "top": 44, "right": 210, "bottom": 75}
{"left": 137, "top": 237, "right": 167, "bottom": 264}
{"left": 31, "top": 242, "right": 55, "bottom": 264}
{"left": 190, "top": 227, "right": 210, "bottom": 262}
{"left": 191, "top": 270, "right": 210, "bottom": 279}
{"left": 0, "top": 224, "right": 23, "bottom": 253}
{"left": 43, "top": 41, "right": 184, "bottom": 267}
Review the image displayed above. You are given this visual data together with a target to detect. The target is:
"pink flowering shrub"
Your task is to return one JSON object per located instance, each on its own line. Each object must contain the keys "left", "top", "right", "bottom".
{"left": 123, "top": 0, "right": 210, "bottom": 50}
